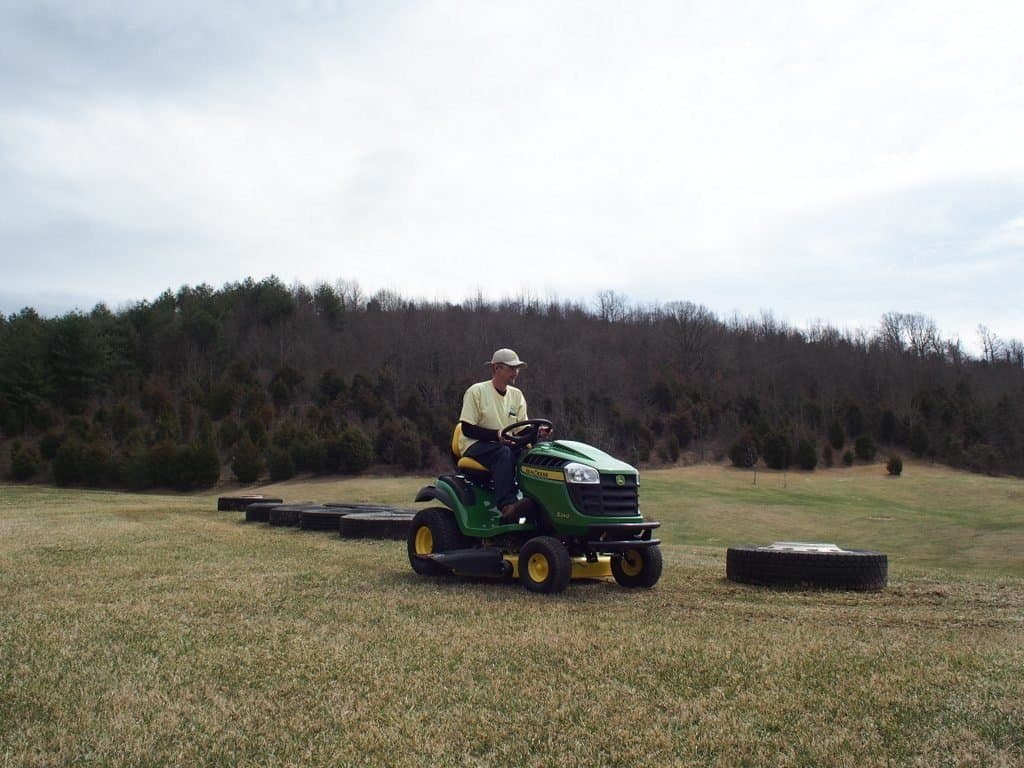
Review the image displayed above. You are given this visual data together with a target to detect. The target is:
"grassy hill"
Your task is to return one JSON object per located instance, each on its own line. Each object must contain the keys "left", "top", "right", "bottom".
{"left": 1, "top": 463, "right": 1021, "bottom": 766}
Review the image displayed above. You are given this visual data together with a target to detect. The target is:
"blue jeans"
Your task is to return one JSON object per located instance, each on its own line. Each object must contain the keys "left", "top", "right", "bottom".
{"left": 464, "top": 441, "right": 522, "bottom": 509}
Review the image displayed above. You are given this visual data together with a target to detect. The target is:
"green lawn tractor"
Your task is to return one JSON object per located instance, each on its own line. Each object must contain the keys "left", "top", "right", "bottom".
{"left": 408, "top": 419, "right": 662, "bottom": 594}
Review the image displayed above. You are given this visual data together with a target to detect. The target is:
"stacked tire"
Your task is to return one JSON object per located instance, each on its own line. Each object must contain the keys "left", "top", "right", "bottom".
{"left": 245, "top": 502, "right": 283, "bottom": 523}
{"left": 299, "top": 507, "right": 346, "bottom": 531}
{"left": 339, "top": 509, "right": 415, "bottom": 540}
{"left": 268, "top": 504, "right": 316, "bottom": 527}
{"left": 726, "top": 543, "right": 887, "bottom": 591}
{"left": 218, "top": 495, "right": 283, "bottom": 511}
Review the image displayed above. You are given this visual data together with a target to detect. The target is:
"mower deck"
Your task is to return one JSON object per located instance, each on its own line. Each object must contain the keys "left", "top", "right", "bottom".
{"left": 419, "top": 548, "right": 613, "bottom": 580}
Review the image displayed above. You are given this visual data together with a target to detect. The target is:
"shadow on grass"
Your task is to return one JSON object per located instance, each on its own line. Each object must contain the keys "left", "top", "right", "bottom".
{"left": 383, "top": 568, "right": 644, "bottom": 605}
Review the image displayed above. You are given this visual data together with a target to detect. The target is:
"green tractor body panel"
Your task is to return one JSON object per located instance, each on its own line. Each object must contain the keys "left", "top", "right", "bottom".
{"left": 447, "top": 474, "right": 537, "bottom": 538}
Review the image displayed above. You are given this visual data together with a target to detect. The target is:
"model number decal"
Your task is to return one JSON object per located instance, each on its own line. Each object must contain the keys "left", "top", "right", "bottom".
{"left": 520, "top": 466, "right": 564, "bottom": 482}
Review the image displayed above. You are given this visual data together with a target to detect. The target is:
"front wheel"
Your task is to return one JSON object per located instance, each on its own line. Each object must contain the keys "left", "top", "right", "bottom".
{"left": 612, "top": 545, "right": 663, "bottom": 588}
{"left": 518, "top": 536, "right": 572, "bottom": 594}
{"left": 407, "top": 507, "right": 465, "bottom": 576}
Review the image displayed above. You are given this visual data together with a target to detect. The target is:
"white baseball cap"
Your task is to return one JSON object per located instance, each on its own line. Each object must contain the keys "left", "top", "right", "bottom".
{"left": 487, "top": 348, "right": 527, "bottom": 367}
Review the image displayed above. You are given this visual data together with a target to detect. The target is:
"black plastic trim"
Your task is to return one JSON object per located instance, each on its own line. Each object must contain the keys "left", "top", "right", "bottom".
{"left": 415, "top": 484, "right": 456, "bottom": 509}
{"left": 584, "top": 522, "right": 660, "bottom": 538}
{"left": 439, "top": 474, "right": 477, "bottom": 506}
{"left": 586, "top": 538, "right": 662, "bottom": 552}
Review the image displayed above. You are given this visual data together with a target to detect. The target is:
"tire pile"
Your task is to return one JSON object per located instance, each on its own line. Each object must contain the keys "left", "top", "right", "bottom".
{"left": 217, "top": 496, "right": 415, "bottom": 540}
{"left": 726, "top": 542, "right": 888, "bottom": 591}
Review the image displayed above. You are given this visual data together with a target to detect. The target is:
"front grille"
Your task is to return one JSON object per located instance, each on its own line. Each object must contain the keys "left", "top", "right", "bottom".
{"left": 568, "top": 474, "right": 639, "bottom": 517}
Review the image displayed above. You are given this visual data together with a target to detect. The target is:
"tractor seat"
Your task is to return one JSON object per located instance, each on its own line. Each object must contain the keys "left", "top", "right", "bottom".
{"left": 451, "top": 423, "right": 490, "bottom": 478}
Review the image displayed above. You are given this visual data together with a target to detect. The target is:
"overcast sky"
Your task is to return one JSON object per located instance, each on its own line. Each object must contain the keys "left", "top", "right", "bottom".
{"left": 2, "top": 1, "right": 1022, "bottom": 350}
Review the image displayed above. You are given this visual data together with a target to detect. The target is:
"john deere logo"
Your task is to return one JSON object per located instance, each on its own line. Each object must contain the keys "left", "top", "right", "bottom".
{"left": 615, "top": 475, "right": 625, "bottom": 486}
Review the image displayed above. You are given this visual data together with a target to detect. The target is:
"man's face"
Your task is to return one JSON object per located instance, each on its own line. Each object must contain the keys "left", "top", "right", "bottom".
{"left": 493, "top": 363, "right": 521, "bottom": 387}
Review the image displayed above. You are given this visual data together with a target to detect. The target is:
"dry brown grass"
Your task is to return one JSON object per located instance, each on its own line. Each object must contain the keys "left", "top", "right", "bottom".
{"left": 1, "top": 472, "right": 1022, "bottom": 767}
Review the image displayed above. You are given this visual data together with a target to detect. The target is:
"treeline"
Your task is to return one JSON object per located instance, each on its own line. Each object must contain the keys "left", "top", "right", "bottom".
{"left": 2, "top": 276, "right": 1023, "bottom": 489}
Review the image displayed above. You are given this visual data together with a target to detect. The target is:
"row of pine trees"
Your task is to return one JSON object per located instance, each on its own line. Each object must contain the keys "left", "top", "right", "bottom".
{"left": 2, "top": 277, "right": 1023, "bottom": 488}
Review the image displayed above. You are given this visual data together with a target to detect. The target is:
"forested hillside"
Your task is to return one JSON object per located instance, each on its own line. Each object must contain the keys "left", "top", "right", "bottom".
{"left": 2, "top": 276, "right": 1023, "bottom": 488}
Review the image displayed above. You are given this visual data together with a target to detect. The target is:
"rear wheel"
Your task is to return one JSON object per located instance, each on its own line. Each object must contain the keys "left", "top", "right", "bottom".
{"left": 518, "top": 536, "right": 571, "bottom": 594}
{"left": 407, "top": 507, "right": 464, "bottom": 576}
{"left": 611, "top": 545, "right": 663, "bottom": 588}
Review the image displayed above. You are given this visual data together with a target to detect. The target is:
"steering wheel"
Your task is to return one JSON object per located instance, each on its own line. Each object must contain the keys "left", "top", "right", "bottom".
{"left": 500, "top": 419, "right": 554, "bottom": 448}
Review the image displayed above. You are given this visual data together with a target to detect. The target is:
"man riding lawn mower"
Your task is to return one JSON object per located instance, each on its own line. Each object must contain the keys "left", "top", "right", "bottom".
{"left": 407, "top": 418, "right": 663, "bottom": 593}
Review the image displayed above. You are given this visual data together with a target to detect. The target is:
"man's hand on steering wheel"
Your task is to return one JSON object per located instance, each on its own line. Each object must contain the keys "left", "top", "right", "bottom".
{"left": 499, "top": 419, "right": 554, "bottom": 448}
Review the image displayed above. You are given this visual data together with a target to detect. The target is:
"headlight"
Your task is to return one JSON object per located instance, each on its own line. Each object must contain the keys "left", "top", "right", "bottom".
{"left": 563, "top": 463, "right": 600, "bottom": 484}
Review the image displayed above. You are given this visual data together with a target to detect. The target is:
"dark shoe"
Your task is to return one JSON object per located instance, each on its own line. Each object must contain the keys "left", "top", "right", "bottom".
{"left": 500, "top": 497, "right": 535, "bottom": 521}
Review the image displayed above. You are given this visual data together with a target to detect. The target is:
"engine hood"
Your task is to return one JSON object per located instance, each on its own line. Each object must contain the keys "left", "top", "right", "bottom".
{"left": 528, "top": 440, "right": 638, "bottom": 474}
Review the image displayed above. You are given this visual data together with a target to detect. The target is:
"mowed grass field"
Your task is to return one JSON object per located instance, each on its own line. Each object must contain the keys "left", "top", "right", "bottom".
{"left": 1, "top": 462, "right": 1021, "bottom": 767}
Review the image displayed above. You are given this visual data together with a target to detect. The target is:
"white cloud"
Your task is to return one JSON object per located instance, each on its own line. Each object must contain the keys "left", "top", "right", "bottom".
{"left": 2, "top": 0, "right": 1024, "bottom": 344}
{"left": 974, "top": 215, "right": 1024, "bottom": 254}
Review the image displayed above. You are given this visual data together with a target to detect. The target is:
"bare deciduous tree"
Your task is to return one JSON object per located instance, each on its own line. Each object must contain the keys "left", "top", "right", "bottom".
{"left": 978, "top": 325, "right": 1002, "bottom": 363}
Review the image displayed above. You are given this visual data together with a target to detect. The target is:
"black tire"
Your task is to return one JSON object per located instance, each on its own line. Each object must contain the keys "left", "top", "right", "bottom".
{"left": 726, "top": 545, "right": 888, "bottom": 590}
{"left": 268, "top": 504, "right": 316, "bottom": 527}
{"left": 339, "top": 510, "right": 416, "bottom": 540}
{"left": 244, "top": 502, "right": 282, "bottom": 523}
{"left": 407, "top": 507, "right": 466, "bottom": 576}
{"left": 325, "top": 503, "right": 405, "bottom": 514}
{"left": 218, "top": 495, "right": 282, "bottom": 511}
{"left": 299, "top": 508, "right": 346, "bottom": 531}
{"left": 518, "top": 536, "right": 572, "bottom": 594}
{"left": 611, "top": 545, "right": 663, "bottom": 588}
